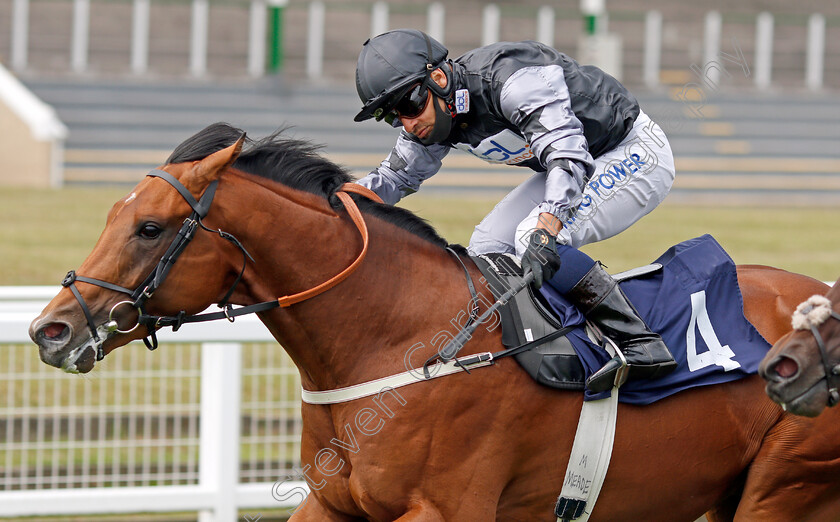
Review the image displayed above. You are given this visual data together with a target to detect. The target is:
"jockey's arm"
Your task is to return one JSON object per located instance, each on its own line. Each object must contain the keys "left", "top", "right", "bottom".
{"left": 356, "top": 130, "right": 450, "bottom": 205}
{"left": 498, "top": 65, "right": 595, "bottom": 232}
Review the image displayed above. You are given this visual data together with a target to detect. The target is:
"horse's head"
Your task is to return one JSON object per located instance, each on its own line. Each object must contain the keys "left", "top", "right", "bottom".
{"left": 30, "top": 135, "right": 245, "bottom": 373}
{"left": 760, "top": 279, "right": 840, "bottom": 417}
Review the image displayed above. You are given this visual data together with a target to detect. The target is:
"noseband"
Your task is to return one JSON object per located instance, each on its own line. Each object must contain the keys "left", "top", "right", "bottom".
{"left": 792, "top": 295, "right": 840, "bottom": 407}
{"left": 61, "top": 168, "right": 381, "bottom": 361}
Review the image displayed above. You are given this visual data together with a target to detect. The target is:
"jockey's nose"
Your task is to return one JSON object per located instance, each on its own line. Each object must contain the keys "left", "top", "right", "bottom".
{"left": 400, "top": 116, "right": 417, "bottom": 133}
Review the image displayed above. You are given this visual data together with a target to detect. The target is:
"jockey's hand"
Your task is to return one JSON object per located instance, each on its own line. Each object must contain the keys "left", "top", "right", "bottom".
{"left": 521, "top": 228, "right": 562, "bottom": 289}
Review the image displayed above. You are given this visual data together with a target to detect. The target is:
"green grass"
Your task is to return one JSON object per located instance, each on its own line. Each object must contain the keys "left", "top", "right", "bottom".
{"left": 3, "top": 187, "right": 840, "bottom": 284}
{"left": 400, "top": 194, "right": 840, "bottom": 282}
{"left": 1, "top": 186, "right": 129, "bottom": 286}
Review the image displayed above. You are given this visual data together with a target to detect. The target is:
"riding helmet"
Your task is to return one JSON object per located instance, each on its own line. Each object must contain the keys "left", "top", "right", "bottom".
{"left": 354, "top": 29, "right": 450, "bottom": 122}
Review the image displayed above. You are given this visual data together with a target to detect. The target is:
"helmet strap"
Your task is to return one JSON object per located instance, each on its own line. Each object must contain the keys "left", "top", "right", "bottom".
{"left": 420, "top": 31, "right": 453, "bottom": 100}
{"left": 419, "top": 95, "right": 455, "bottom": 145}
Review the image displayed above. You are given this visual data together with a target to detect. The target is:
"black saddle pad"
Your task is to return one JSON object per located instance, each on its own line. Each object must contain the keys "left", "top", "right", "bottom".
{"left": 472, "top": 253, "right": 586, "bottom": 390}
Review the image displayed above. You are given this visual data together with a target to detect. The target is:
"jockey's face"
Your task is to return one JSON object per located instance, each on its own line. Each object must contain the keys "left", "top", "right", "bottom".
{"left": 399, "top": 68, "right": 448, "bottom": 140}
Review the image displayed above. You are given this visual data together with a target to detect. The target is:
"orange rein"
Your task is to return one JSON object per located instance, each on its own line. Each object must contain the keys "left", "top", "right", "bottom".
{"left": 276, "top": 183, "right": 384, "bottom": 308}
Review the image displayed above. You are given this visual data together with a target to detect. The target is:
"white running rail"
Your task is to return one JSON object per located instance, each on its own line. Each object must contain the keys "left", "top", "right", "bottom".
{"left": 0, "top": 287, "right": 307, "bottom": 520}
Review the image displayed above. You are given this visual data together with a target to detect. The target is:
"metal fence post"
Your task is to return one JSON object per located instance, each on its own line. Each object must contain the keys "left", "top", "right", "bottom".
{"left": 581, "top": 0, "right": 604, "bottom": 35}
{"left": 703, "top": 11, "right": 721, "bottom": 86}
{"left": 537, "top": 6, "right": 555, "bottom": 48}
{"left": 71, "top": 0, "right": 90, "bottom": 73}
{"left": 131, "top": 0, "right": 150, "bottom": 75}
{"left": 267, "top": 0, "right": 288, "bottom": 74}
{"left": 197, "top": 343, "right": 242, "bottom": 522}
{"left": 306, "top": 0, "right": 325, "bottom": 79}
{"left": 806, "top": 13, "right": 825, "bottom": 91}
{"left": 481, "top": 4, "right": 499, "bottom": 46}
{"left": 190, "top": 0, "right": 209, "bottom": 77}
{"left": 371, "top": 1, "right": 388, "bottom": 38}
{"left": 11, "top": 0, "right": 29, "bottom": 71}
{"left": 248, "top": 0, "right": 267, "bottom": 77}
{"left": 754, "top": 12, "right": 773, "bottom": 90}
{"left": 427, "top": 2, "right": 444, "bottom": 44}
{"left": 643, "top": 10, "right": 661, "bottom": 88}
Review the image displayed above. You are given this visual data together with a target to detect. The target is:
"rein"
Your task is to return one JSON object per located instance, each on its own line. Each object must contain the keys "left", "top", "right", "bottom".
{"left": 61, "top": 168, "right": 382, "bottom": 361}
{"left": 792, "top": 296, "right": 840, "bottom": 407}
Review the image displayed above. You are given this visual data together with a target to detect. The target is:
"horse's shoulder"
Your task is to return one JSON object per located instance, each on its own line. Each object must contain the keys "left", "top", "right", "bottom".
{"left": 735, "top": 264, "right": 829, "bottom": 344}
{"left": 736, "top": 264, "right": 828, "bottom": 296}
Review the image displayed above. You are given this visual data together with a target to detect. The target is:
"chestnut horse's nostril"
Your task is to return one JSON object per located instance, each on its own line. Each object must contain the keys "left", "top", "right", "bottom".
{"left": 42, "top": 322, "right": 68, "bottom": 340}
{"left": 37, "top": 322, "right": 72, "bottom": 347}
{"left": 773, "top": 357, "right": 799, "bottom": 379}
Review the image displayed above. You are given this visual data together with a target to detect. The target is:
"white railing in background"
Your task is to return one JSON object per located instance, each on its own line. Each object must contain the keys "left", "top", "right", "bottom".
{"left": 248, "top": 0, "right": 267, "bottom": 78}
{"left": 71, "top": 0, "right": 89, "bottom": 73}
{"left": 305, "top": 0, "right": 325, "bottom": 79}
{"left": 6, "top": 0, "right": 834, "bottom": 90}
{"left": 371, "top": 0, "right": 388, "bottom": 39}
{"left": 643, "top": 10, "right": 662, "bottom": 89}
{"left": 536, "top": 6, "right": 555, "bottom": 47}
{"left": 754, "top": 12, "right": 774, "bottom": 90}
{"left": 806, "top": 13, "right": 826, "bottom": 91}
{"left": 0, "top": 287, "right": 306, "bottom": 520}
{"left": 190, "top": 0, "right": 210, "bottom": 77}
{"left": 481, "top": 4, "right": 501, "bottom": 48}
{"left": 703, "top": 11, "right": 722, "bottom": 87}
{"left": 131, "top": 0, "right": 150, "bottom": 75}
{"left": 426, "top": 2, "right": 445, "bottom": 43}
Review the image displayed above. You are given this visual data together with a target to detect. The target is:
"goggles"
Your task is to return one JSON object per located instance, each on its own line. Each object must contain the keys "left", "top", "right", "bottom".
{"left": 380, "top": 83, "right": 430, "bottom": 125}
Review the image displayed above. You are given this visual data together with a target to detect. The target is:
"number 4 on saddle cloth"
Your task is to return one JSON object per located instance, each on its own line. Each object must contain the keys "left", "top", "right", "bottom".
{"left": 473, "top": 234, "right": 770, "bottom": 405}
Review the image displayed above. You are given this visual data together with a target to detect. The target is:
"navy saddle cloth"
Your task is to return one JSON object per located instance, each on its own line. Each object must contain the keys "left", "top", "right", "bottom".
{"left": 473, "top": 234, "right": 771, "bottom": 405}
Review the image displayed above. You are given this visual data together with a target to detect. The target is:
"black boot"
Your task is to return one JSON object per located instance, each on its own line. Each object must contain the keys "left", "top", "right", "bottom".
{"left": 565, "top": 263, "right": 676, "bottom": 393}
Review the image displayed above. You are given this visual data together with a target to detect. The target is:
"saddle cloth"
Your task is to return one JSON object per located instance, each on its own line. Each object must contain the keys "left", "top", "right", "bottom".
{"left": 476, "top": 234, "right": 771, "bottom": 405}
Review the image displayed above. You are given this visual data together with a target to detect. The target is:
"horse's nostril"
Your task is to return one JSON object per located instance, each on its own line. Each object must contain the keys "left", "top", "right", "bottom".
{"left": 41, "top": 323, "right": 68, "bottom": 341}
{"left": 774, "top": 357, "right": 799, "bottom": 379}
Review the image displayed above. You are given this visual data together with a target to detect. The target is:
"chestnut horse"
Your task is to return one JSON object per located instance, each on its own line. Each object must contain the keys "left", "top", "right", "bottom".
{"left": 30, "top": 125, "right": 840, "bottom": 521}
{"left": 760, "top": 277, "right": 840, "bottom": 417}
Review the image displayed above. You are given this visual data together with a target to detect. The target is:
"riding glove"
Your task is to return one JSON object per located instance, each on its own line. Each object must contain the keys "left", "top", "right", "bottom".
{"left": 521, "top": 229, "right": 562, "bottom": 289}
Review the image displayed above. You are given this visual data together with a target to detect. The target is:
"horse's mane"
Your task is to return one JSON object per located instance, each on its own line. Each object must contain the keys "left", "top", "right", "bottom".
{"left": 168, "top": 123, "right": 456, "bottom": 250}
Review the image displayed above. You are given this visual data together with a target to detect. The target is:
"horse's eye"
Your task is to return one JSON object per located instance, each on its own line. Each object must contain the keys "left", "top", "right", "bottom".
{"left": 138, "top": 223, "right": 162, "bottom": 240}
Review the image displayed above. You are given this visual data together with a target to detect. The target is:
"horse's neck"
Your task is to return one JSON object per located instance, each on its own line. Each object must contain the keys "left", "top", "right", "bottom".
{"left": 219, "top": 175, "right": 474, "bottom": 390}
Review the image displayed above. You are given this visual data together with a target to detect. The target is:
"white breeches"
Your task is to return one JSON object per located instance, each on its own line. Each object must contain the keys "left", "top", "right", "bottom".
{"left": 467, "top": 111, "right": 675, "bottom": 257}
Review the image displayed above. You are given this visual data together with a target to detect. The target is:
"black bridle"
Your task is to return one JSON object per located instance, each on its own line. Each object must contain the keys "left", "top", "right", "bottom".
{"left": 61, "top": 169, "right": 270, "bottom": 360}
{"left": 802, "top": 307, "right": 840, "bottom": 407}
{"left": 60, "top": 169, "right": 382, "bottom": 362}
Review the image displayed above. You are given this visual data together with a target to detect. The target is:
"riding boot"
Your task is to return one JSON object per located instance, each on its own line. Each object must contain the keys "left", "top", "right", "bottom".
{"left": 565, "top": 262, "right": 677, "bottom": 393}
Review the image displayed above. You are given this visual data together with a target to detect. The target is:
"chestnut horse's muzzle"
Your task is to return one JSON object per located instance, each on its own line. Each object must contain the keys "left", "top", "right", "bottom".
{"left": 763, "top": 296, "right": 840, "bottom": 409}
{"left": 56, "top": 170, "right": 223, "bottom": 360}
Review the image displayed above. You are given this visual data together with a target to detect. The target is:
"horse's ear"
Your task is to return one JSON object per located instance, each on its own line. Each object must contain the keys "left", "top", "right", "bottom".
{"left": 188, "top": 134, "right": 246, "bottom": 189}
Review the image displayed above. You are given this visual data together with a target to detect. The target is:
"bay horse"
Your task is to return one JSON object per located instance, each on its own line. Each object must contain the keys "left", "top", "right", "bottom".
{"left": 760, "top": 277, "right": 840, "bottom": 418}
{"left": 30, "top": 124, "right": 840, "bottom": 521}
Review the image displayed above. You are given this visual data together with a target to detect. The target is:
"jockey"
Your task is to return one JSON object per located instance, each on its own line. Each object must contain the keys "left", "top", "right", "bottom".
{"left": 353, "top": 29, "right": 677, "bottom": 393}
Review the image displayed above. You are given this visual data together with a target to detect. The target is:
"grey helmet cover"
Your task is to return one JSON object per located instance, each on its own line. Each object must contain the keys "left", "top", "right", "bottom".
{"left": 354, "top": 29, "right": 452, "bottom": 123}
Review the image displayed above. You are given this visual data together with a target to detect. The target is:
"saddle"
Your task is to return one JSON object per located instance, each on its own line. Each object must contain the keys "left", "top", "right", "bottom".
{"left": 472, "top": 253, "right": 662, "bottom": 391}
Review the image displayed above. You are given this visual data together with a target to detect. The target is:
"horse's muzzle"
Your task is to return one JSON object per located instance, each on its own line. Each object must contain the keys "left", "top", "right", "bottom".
{"left": 30, "top": 317, "right": 97, "bottom": 373}
{"left": 760, "top": 355, "right": 800, "bottom": 382}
